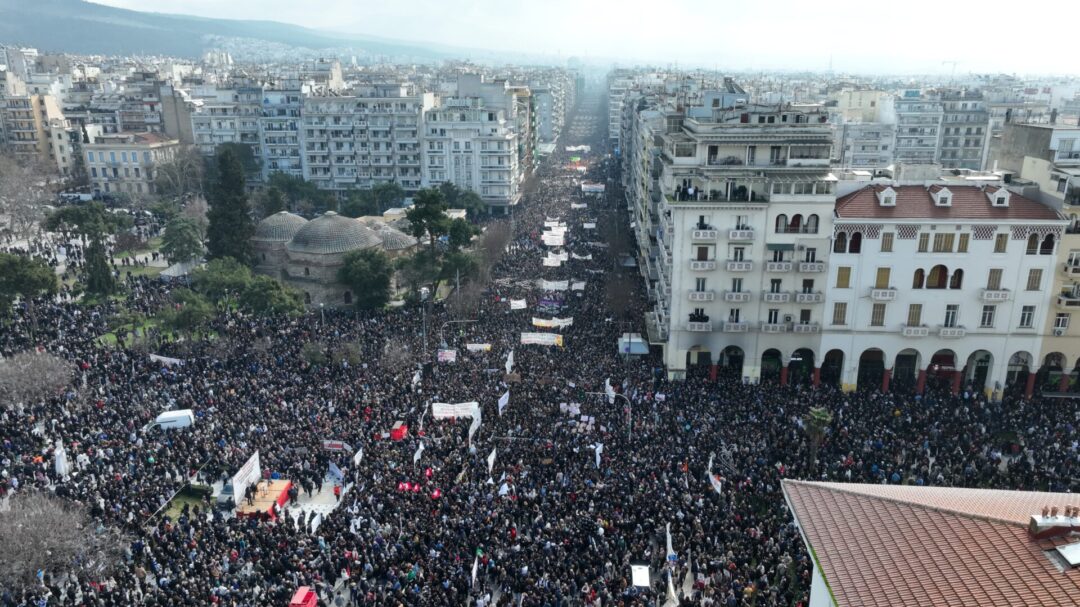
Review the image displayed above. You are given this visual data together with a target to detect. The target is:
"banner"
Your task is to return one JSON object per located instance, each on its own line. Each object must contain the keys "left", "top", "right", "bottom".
{"left": 149, "top": 354, "right": 183, "bottom": 366}
{"left": 352, "top": 447, "right": 364, "bottom": 466}
{"left": 571, "top": 202, "right": 588, "bottom": 209}
{"left": 231, "top": 451, "right": 261, "bottom": 504}
{"left": 413, "top": 442, "right": 425, "bottom": 464}
{"left": 707, "top": 453, "right": 723, "bottom": 496}
{"left": 437, "top": 349, "right": 458, "bottom": 363}
{"left": 412, "top": 369, "right": 421, "bottom": 387}
{"left": 559, "top": 402, "right": 582, "bottom": 416}
{"left": 432, "top": 401, "right": 480, "bottom": 419}
{"left": 510, "top": 299, "right": 527, "bottom": 310}
{"left": 498, "top": 390, "right": 510, "bottom": 416}
{"left": 583, "top": 222, "right": 596, "bottom": 229}
{"left": 322, "top": 440, "right": 354, "bottom": 452}
{"left": 666, "top": 523, "right": 677, "bottom": 563}
{"left": 538, "top": 279, "right": 569, "bottom": 291}
{"left": 543, "top": 257, "right": 562, "bottom": 267}
{"left": 541, "top": 233, "right": 565, "bottom": 247}
{"left": 466, "top": 343, "right": 492, "bottom": 352}
{"left": 468, "top": 405, "right": 482, "bottom": 444}
{"left": 545, "top": 225, "right": 568, "bottom": 235}
{"left": 581, "top": 183, "right": 606, "bottom": 193}
{"left": 471, "top": 557, "right": 478, "bottom": 588}
{"left": 504, "top": 350, "right": 514, "bottom": 374}
{"left": 605, "top": 378, "right": 616, "bottom": 404}
{"left": 593, "top": 443, "right": 604, "bottom": 468}
{"left": 520, "top": 332, "right": 564, "bottom": 346}
{"left": 570, "top": 253, "right": 592, "bottom": 260}
{"left": 532, "top": 317, "right": 573, "bottom": 329}
{"left": 571, "top": 281, "right": 586, "bottom": 291}
{"left": 487, "top": 447, "right": 497, "bottom": 474}
{"left": 543, "top": 220, "right": 565, "bottom": 228}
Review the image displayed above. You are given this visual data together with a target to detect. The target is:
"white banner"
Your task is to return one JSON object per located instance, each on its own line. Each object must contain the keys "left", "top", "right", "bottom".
{"left": 149, "top": 354, "right": 183, "bottom": 366}
{"left": 231, "top": 451, "right": 261, "bottom": 505}
{"left": 468, "top": 404, "right": 482, "bottom": 444}
{"left": 583, "top": 222, "right": 596, "bottom": 229}
{"left": 559, "top": 402, "right": 582, "bottom": 416}
{"left": 520, "top": 332, "right": 564, "bottom": 346}
{"left": 605, "top": 378, "right": 616, "bottom": 404}
{"left": 504, "top": 350, "right": 514, "bottom": 374}
{"left": 412, "top": 369, "right": 421, "bottom": 387}
{"left": 571, "top": 281, "right": 586, "bottom": 291}
{"left": 532, "top": 317, "right": 573, "bottom": 329}
{"left": 593, "top": 443, "right": 604, "bottom": 468}
{"left": 466, "top": 343, "right": 492, "bottom": 352}
{"left": 432, "top": 401, "right": 480, "bottom": 419}
{"left": 413, "top": 441, "right": 424, "bottom": 464}
{"left": 707, "top": 453, "right": 723, "bottom": 496}
{"left": 543, "top": 220, "right": 564, "bottom": 228}
{"left": 437, "top": 349, "right": 457, "bottom": 363}
{"left": 510, "top": 299, "right": 527, "bottom": 310}
{"left": 543, "top": 257, "right": 562, "bottom": 267}
{"left": 570, "top": 253, "right": 592, "bottom": 260}
{"left": 541, "top": 233, "right": 565, "bottom": 247}
{"left": 545, "top": 225, "right": 568, "bottom": 235}
{"left": 498, "top": 390, "right": 510, "bottom": 416}
{"left": 571, "top": 203, "right": 588, "bottom": 209}
{"left": 352, "top": 447, "right": 364, "bottom": 466}
{"left": 322, "top": 440, "right": 353, "bottom": 452}
{"left": 487, "top": 447, "right": 497, "bottom": 474}
{"left": 538, "top": 279, "right": 569, "bottom": 291}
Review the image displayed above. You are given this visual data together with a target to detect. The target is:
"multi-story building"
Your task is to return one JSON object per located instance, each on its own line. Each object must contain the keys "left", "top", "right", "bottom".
{"left": 190, "top": 86, "right": 262, "bottom": 156}
{"left": 832, "top": 122, "right": 895, "bottom": 168}
{"left": 987, "top": 122, "right": 1080, "bottom": 207}
{"left": 893, "top": 91, "right": 943, "bottom": 165}
{"left": 823, "top": 178, "right": 1066, "bottom": 398}
{"left": 938, "top": 90, "right": 990, "bottom": 170}
{"left": 607, "top": 72, "right": 633, "bottom": 148}
{"left": 84, "top": 131, "right": 180, "bottom": 196}
{"left": 259, "top": 85, "right": 303, "bottom": 179}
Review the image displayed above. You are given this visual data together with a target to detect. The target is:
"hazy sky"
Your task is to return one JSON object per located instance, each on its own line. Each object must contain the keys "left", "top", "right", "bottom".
{"left": 95, "top": 0, "right": 1080, "bottom": 74}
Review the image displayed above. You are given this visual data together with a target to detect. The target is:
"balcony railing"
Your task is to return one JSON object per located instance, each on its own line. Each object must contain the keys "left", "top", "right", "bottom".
{"left": 799, "top": 261, "right": 825, "bottom": 272}
{"left": 1064, "top": 263, "right": 1080, "bottom": 277}
{"left": 901, "top": 324, "right": 930, "bottom": 337}
{"left": 870, "top": 288, "right": 897, "bottom": 301}
{"left": 766, "top": 261, "right": 793, "bottom": 272}
{"left": 939, "top": 326, "right": 967, "bottom": 338}
{"left": 980, "top": 289, "right": 1011, "bottom": 302}
{"left": 1057, "top": 293, "right": 1080, "bottom": 308}
{"left": 686, "top": 322, "right": 713, "bottom": 332}
{"left": 692, "top": 228, "right": 719, "bottom": 241}
{"left": 723, "top": 321, "right": 750, "bottom": 332}
{"left": 688, "top": 290, "right": 716, "bottom": 302}
{"left": 723, "top": 291, "right": 751, "bottom": 303}
{"left": 792, "top": 322, "right": 820, "bottom": 333}
{"left": 690, "top": 260, "right": 717, "bottom": 271}
{"left": 795, "top": 292, "right": 824, "bottom": 304}
{"left": 760, "top": 322, "right": 788, "bottom": 333}
{"left": 726, "top": 260, "right": 753, "bottom": 272}
{"left": 775, "top": 226, "right": 819, "bottom": 234}
{"left": 728, "top": 229, "right": 754, "bottom": 241}
{"left": 763, "top": 291, "right": 791, "bottom": 303}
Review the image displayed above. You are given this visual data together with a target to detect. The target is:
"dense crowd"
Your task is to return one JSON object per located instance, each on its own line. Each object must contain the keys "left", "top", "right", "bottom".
{"left": 2, "top": 94, "right": 1079, "bottom": 607}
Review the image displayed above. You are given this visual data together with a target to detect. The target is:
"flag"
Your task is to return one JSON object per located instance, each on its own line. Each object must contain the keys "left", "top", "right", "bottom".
{"left": 487, "top": 447, "right": 497, "bottom": 474}
{"left": 593, "top": 443, "right": 604, "bottom": 469}
{"left": 666, "top": 523, "right": 676, "bottom": 563}
{"left": 328, "top": 462, "right": 344, "bottom": 483}
{"left": 663, "top": 571, "right": 680, "bottom": 607}
{"left": 497, "top": 390, "right": 510, "bottom": 416}
{"left": 605, "top": 378, "right": 616, "bottom": 404}
{"left": 682, "top": 548, "right": 694, "bottom": 598}
{"left": 504, "top": 350, "right": 514, "bottom": 374}
{"left": 468, "top": 404, "right": 482, "bottom": 445}
{"left": 413, "top": 442, "right": 425, "bottom": 464}
{"left": 471, "top": 556, "right": 479, "bottom": 587}
{"left": 707, "top": 453, "right": 722, "bottom": 496}
{"left": 412, "top": 369, "right": 421, "bottom": 387}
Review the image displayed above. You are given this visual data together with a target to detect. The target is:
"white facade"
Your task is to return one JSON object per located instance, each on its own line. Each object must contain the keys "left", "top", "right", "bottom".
{"left": 259, "top": 87, "right": 303, "bottom": 179}
{"left": 84, "top": 131, "right": 180, "bottom": 196}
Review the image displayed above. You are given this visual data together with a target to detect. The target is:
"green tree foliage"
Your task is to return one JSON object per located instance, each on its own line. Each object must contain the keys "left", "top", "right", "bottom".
{"left": 44, "top": 203, "right": 131, "bottom": 240}
{"left": 803, "top": 406, "right": 833, "bottom": 465}
{"left": 339, "top": 190, "right": 377, "bottom": 219}
{"left": 191, "top": 257, "right": 253, "bottom": 303}
{"left": 256, "top": 186, "right": 287, "bottom": 219}
{"left": 266, "top": 172, "right": 335, "bottom": 213}
{"left": 158, "top": 288, "right": 213, "bottom": 338}
{"left": 337, "top": 249, "right": 393, "bottom": 310}
{"left": 394, "top": 249, "right": 441, "bottom": 298}
{"left": 440, "top": 250, "right": 479, "bottom": 282}
{"left": 161, "top": 217, "right": 205, "bottom": 264}
{"left": 405, "top": 187, "right": 450, "bottom": 250}
{"left": 84, "top": 237, "right": 115, "bottom": 296}
{"left": 0, "top": 253, "right": 58, "bottom": 324}
{"left": 205, "top": 148, "right": 255, "bottom": 264}
{"left": 239, "top": 275, "right": 304, "bottom": 317}
{"left": 438, "top": 182, "right": 487, "bottom": 218}
{"left": 373, "top": 181, "right": 405, "bottom": 212}
{"left": 447, "top": 218, "right": 479, "bottom": 251}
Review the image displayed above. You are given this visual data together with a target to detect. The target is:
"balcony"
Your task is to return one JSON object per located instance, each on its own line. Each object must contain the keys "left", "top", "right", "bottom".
{"left": 1057, "top": 293, "right": 1080, "bottom": 308}
{"left": 763, "top": 291, "right": 791, "bottom": 303}
{"left": 760, "top": 322, "right": 789, "bottom": 333}
{"left": 796, "top": 292, "right": 824, "bottom": 304}
{"left": 688, "top": 290, "right": 715, "bottom": 302}
{"left": 686, "top": 322, "right": 713, "bottom": 332}
{"left": 723, "top": 321, "right": 750, "bottom": 333}
{"left": 1063, "top": 263, "right": 1080, "bottom": 277}
{"left": 728, "top": 228, "right": 754, "bottom": 241}
{"left": 980, "top": 289, "right": 1011, "bottom": 302}
{"left": 901, "top": 325, "right": 930, "bottom": 337}
{"left": 692, "top": 228, "right": 719, "bottom": 241}
{"left": 799, "top": 261, "right": 825, "bottom": 273}
{"left": 690, "top": 260, "right": 717, "bottom": 271}
{"left": 723, "top": 291, "right": 751, "bottom": 303}
{"left": 792, "top": 322, "right": 820, "bottom": 334}
{"left": 766, "top": 261, "right": 793, "bottom": 272}
{"left": 726, "top": 260, "right": 753, "bottom": 272}
{"left": 870, "top": 288, "right": 897, "bottom": 301}
{"left": 939, "top": 326, "right": 967, "bottom": 338}
{"left": 774, "top": 226, "right": 820, "bottom": 235}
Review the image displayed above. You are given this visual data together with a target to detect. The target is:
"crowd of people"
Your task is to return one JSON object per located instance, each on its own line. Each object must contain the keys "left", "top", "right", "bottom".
{"left": 1, "top": 92, "right": 1079, "bottom": 607}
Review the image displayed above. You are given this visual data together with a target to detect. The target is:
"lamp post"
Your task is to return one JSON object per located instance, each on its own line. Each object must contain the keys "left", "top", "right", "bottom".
{"left": 319, "top": 302, "right": 325, "bottom": 325}
{"left": 587, "top": 391, "right": 632, "bottom": 441}
{"left": 439, "top": 319, "right": 478, "bottom": 350}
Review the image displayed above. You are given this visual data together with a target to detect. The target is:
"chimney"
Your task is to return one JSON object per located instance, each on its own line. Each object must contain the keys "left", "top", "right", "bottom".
{"left": 1030, "top": 508, "right": 1080, "bottom": 540}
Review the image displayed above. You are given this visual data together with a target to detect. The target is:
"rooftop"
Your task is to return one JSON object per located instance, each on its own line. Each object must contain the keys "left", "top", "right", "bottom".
{"left": 836, "top": 184, "right": 1062, "bottom": 221}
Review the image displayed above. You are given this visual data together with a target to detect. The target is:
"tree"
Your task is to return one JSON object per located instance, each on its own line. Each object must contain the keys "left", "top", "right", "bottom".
{"left": 440, "top": 251, "right": 479, "bottom": 283}
{"left": 394, "top": 249, "right": 441, "bottom": 298}
{"left": 154, "top": 145, "right": 204, "bottom": 200}
{"left": 478, "top": 221, "right": 511, "bottom": 282}
{"left": 0, "top": 351, "right": 71, "bottom": 409}
{"left": 337, "top": 249, "right": 393, "bottom": 310}
{"left": 256, "top": 186, "right": 287, "bottom": 219}
{"left": 84, "top": 237, "right": 115, "bottom": 296}
{"left": 191, "top": 257, "right": 252, "bottom": 303}
{"left": 161, "top": 217, "right": 205, "bottom": 264}
{"left": 158, "top": 288, "right": 213, "bottom": 338}
{"left": 266, "top": 172, "right": 335, "bottom": 213}
{"left": 339, "top": 189, "right": 377, "bottom": 218}
{"left": 239, "top": 275, "right": 303, "bottom": 317}
{"left": 0, "top": 492, "right": 126, "bottom": 592}
{"left": 405, "top": 188, "right": 450, "bottom": 250}
{"left": 0, "top": 153, "right": 55, "bottom": 239}
{"left": 373, "top": 181, "right": 405, "bottom": 212}
{"left": 45, "top": 203, "right": 128, "bottom": 297}
{"left": 301, "top": 341, "right": 328, "bottom": 366}
{"left": 205, "top": 148, "right": 255, "bottom": 264}
{"left": 803, "top": 406, "right": 833, "bottom": 466}
{"left": 438, "top": 182, "right": 486, "bottom": 219}
{"left": 447, "top": 218, "right": 479, "bottom": 252}
{"left": 381, "top": 340, "right": 412, "bottom": 369}
{"left": 0, "top": 253, "right": 58, "bottom": 326}
{"left": 447, "top": 280, "right": 484, "bottom": 320}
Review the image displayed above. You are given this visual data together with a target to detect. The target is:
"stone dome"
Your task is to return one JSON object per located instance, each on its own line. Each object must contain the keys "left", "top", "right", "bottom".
{"left": 253, "top": 211, "right": 308, "bottom": 242}
{"left": 286, "top": 211, "right": 382, "bottom": 255}
{"left": 362, "top": 220, "right": 419, "bottom": 251}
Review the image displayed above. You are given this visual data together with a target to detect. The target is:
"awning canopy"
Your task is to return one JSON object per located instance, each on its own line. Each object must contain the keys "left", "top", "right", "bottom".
{"left": 767, "top": 243, "right": 795, "bottom": 251}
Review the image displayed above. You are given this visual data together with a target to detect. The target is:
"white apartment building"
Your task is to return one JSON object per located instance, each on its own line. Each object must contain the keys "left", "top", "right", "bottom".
{"left": 894, "top": 92, "right": 943, "bottom": 165}
{"left": 84, "top": 131, "right": 180, "bottom": 196}
{"left": 823, "top": 180, "right": 1066, "bottom": 397}
{"left": 832, "top": 122, "right": 895, "bottom": 168}
{"left": 259, "top": 87, "right": 303, "bottom": 179}
{"left": 191, "top": 86, "right": 262, "bottom": 156}
{"left": 894, "top": 89, "right": 990, "bottom": 170}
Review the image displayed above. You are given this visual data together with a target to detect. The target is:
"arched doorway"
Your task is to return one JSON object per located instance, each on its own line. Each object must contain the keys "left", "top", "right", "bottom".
{"left": 1071, "top": 360, "right": 1080, "bottom": 394}
{"left": 789, "top": 348, "right": 815, "bottom": 385}
{"left": 857, "top": 349, "right": 885, "bottom": 391}
{"left": 686, "top": 346, "right": 713, "bottom": 377}
{"left": 927, "top": 349, "right": 957, "bottom": 392}
{"left": 894, "top": 348, "right": 921, "bottom": 394}
{"left": 821, "top": 350, "right": 844, "bottom": 387}
{"left": 1005, "top": 352, "right": 1032, "bottom": 395}
{"left": 965, "top": 350, "right": 993, "bottom": 393}
{"left": 1037, "top": 352, "right": 1067, "bottom": 393}
{"left": 761, "top": 348, "right": 783, "bottom": 384}
{"left": 720, "top": 345, "right": 744, "bottom": 379}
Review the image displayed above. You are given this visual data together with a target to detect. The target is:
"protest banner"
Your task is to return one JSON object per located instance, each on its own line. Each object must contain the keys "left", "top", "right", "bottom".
{"left": 532, "top": 317, "right": 573, "bottom": 329}
{"left": 520, "top": 332, "right": 564, "bottom": 346}
{"left": 437, "top": 349, "right": 457, "bottom": 363}
{"left": 466, "top": 343, "right": 492, "bottom": 352}
{"left": 432, "top": 401, "right": 480, "bottom": 419}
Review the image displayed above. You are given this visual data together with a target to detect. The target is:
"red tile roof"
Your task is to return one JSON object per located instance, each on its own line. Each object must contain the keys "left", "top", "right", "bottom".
{"left": 835, "top": 184, "right": 1063, "bottom": 221}
{"left": 782, "top": 480, "right": 1080, "bottom": 607}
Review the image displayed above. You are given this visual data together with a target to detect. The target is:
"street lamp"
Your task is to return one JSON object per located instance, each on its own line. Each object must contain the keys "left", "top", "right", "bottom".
{"left": 319, "top": 302, "right": 325, "bottom": 325}
{"left": 439, "top": 319, "right": 478, "bottom": 350}
{"left": 587, "top": 391, "right": 632, "bottom": 441}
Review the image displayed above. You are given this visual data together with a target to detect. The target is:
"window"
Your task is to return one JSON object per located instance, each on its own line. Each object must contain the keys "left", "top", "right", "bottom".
{"left": 802, "top": 279, "right": 814, "bottom": 293}
{"left": 732, "top": 247, "right": 745, "bottom": 261}
{"left": 731, "top": 278, "right": 743, "bottom": 293}
{"left": 767, "top": 309, "right": 780, "bottom": 324}
{"left": 836, "top": 267, "right": 851, "bottom": 288}
{"left": 304, "top": 267, "right": 310, "bottom": 276}
{"left": 831, "top": 302, "right": 847, "bottom": 325}
{"left": 1026, "top": 269, "right": 1043, "bottom": 291}
{"left": 871, "top": 303, "right": 886, "bottom": 327}
{"left": 907, "top": 304, "right": 922, "bottom": 327}
{"left": 729, "top": 309, "right": 741, "bottom": 322}
{"left": 880, "top": 232, "right": 894, "bottom": 253}
{"left": 1026, "top": 234, "right": 1039, "bottom": 255}
{"left": 944, "top": 305, "right": 959, "bottom": 328}
{"left": 833, "top": 232, "right": 847, "bottom": 253}
{"left": 804, "top": 247, "right": 817, "bottom": 262}
{"left": 949, "top": 269, "right": 964, "bottom": 289}
{"left": 696, "top": 246, "right": 710, "bottom": 261}
{"left": 987, "top": 269, "right": 1003, "bottom": 290}
{"left": 912, "top": 269, "right": 925, "bottom": 289}
{"left": 770, "top": 279, "right": 782, "bottom": 293}
{"left": 800, "top": 309, "right": 812, "bottom": 323}
{"left": 875, "top": 267, "right": 891, "bottom": 289}
{"left": 918, "top": 233, "right": 930, "bottom": 252}
{"left": 1055, "top": 313, "right": 1070, "bottom": 330}
{"left": 980, "top": 305, "right": 996, "bottom": 328}
{"left": 1019, "top": 305, "right": 1035, "bottom": 328}
{"left": 994, "top": 234, "right": 1008, "bottom": 253}
{"left": 933, "top": 233, "right": 955, "bottom": 252}
{"left": 957, "top": 233, "right": 969, "bottom": 253}
{"left": 695, "top": 278, "right": 706, "bottom": 292}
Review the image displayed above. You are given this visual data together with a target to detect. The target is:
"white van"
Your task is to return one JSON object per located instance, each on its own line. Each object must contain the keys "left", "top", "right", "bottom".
{"left": 143, "top": 409, "right": 195, "bottom": 433}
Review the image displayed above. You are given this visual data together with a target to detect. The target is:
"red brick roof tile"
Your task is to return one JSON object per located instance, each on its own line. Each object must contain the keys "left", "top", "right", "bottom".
{"left": 835, "top": 185, "right": 1063, "bottom": 221}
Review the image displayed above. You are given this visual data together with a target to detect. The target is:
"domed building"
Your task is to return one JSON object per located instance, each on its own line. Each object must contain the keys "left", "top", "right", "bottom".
{"left": 252, "top": 211, "right": 308, "bottom": 276}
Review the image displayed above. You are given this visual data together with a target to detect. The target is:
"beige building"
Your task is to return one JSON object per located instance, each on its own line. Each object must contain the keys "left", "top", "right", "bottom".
{"left": 84, "top": 131, "right": 180, "bottom": 196}
{"left": 1041, "top": 227, "right": 1080, "bottom": 393}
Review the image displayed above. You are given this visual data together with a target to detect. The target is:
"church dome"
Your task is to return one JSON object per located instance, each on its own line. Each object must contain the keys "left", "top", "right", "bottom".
{"left": 362, "top": 220, "right": 419, "bottom": 251}
{"left": 253, "top": 211, "right": 308, "bottom": 242}
{"left": 286, "top": 211, "right": 382, "bottom": 254}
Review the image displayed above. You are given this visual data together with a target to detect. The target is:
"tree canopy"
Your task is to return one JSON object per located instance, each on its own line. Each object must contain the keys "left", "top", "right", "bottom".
{"left": 0, "top": 253, "right": 58, "bottom": 318}
{"left": 205, "top": 148, "right": 255, "bottom": 264}
{"left": 438, "top": 182, "right": 487, "bottom": 219}
{"left": 337, "top": 249, "right": 393, "bottom": 310}
{"left": 191, "top": 257, "right": 252, "bottom": 303}
{"left": 157, "top": 288, "right": 213, "bottom": 337}
{"left": 44, "top": 202, "right": 130, "bottom": 239}
{"left": 160, "top": 217, "right": 205, "bottom": 264}
{"left": 266, "top": 172, "right": 335, "bottom": 214}
{"left": 405, "top": 187, "right": 450, "bottom": 249}
{"left": 239, "top": 275, "right": 304, "bottom": 317}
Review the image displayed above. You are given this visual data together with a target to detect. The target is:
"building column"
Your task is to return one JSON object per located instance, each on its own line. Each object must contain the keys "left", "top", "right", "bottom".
{"left": 780, "top": 366, "right": 789, "bottom": 386}
{"left": 915, "top": 369, "right": 927, "bottom": 395}
{"left": 1024, "top": 373, "right": 1037, "bottom": 399}
{"left": 1058, "top": 372, "right": 1070, "bottom": 394}
{"left": 881, "top": 368, "right": 891, "bottom": 393}
{"left": 812, "top": 367, "right": 821, "bottom": 387}
{"left": 951, "top": 371, "right": 963, "bottom": 395}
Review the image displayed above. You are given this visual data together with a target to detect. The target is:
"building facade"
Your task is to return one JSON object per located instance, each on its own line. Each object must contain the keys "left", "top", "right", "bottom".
{"left": 84, "top": 131, "right": 180, "bottom": 196}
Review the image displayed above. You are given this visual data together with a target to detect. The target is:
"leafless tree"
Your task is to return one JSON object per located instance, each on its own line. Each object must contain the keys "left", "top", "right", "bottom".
{"left": 154, "top": 146, "right": 205, "bottom": 201}
{"left": 0, "top": 491, "right": 127, "bottom": 592}
{"left": 332, "top": 341, "right": 362, "bottom": 366}
{"left": 0, "top": 153, "right": 55, "bottom": 240}
{"left": 478, "top": 220, "right": 511, "bottom": 283}
{"left": 181, "top": 195, "right": 210, "bottom": 231}
{"left": 448, "top": 280, "right": 484, "bottom": 320}
{"left": 382, "top": 339, "right": 412, "bottom": 369}
{"left": 0, "top": 351, "right": 72, "bottom": 409}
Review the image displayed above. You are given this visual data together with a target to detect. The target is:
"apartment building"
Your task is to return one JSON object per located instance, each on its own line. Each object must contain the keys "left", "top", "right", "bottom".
{"left": 894, "top": 89, "right": 990, "bottom": 170}
{"left": 84, "top": 131, "right": 180, "bottom": 196}
{"left": 987, "top": 122, "right": 1080, "bottom": 207}
{"left": 191, "top": 86, "right": 262, "bottom": 155}
{"left": 1041, "top": 224, "right": 1080, "bottom": 395}
{"left": 893, "top": 91, "right": 943, "bottom": 165}
{"left": 259, "top": 86, "right": 303, "bottom": 179}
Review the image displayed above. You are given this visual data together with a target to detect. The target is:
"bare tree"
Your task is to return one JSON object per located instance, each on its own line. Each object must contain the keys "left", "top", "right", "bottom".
{"left": 0, "top": 491, "right": 127, "bottom": 592}
{"left": 154, "top": 146, "right": 205, "bottom": 201}
{"left": 478, "top": 220, "right": 512, "bottom": 282}
{"left": 381, "top": 339, "right": 413, "bottom": 369}
{"left": 181, "top": 195, "right": 210, "bottom": 231}
{"left": 0, "top": 153, "right": 55, "bottom": 240}
{"left": 0, "top": 352, "right": 72, "bottom": 409}
{"left": 448, "top": 280, "right": 484, "bottom": 320}
{"left": 332, "top": 341, "right": 362, "bottom": 366}
{"left": 605, "top": 271, "right": 636, "bottom": 322}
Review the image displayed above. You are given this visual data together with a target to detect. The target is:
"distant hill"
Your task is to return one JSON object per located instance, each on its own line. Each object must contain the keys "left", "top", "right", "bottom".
{"left": 0, "top": 0, "right": 446, "bottom": 60}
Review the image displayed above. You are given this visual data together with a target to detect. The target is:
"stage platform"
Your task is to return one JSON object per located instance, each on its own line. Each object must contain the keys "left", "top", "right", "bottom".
{"left": 236, "top": 479, "right": 291, "bottom": 520}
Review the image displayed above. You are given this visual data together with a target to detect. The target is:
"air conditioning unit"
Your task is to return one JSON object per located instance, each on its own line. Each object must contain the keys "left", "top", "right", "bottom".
{"left": 784, "top": 315, "right": 794, "bottom": 323}
{"left": 1054, "top": 328, "right": 1066, "bottom": 336}
{"left": 796, "top": 245, "right": 805, "bottom": 251}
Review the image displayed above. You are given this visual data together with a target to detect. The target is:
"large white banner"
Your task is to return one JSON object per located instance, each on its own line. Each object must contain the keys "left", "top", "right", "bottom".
{"left": 487, "top": 447, "right": 497, "bottom": 474}
{"left": 571, "top": 202, "right": 588, "bottom": 209}
{"left": 538, "top": 279, "right": 569, "bottom": 291}
{"left": 437, "top": 349, "right": 457, "bottom": 363}
{"left": 520, "top": 332, "right": 564, "bottom": 346}
{"left": 583, "top": 222, "right": 597, "bottom": 229}
{"left": 231, "top": 451, "right": 261, "bottom": 504}
{"left": 541, "top": 233, "right": 565, "bottom": 247}
{"left": 570, "top": 253, "right": 592, "bottom": 260}
{"left": 509, "top": 299, "right": 527, "bottom": 310}
{"left": 504, "top": 350, "right": 514, "bottom": 374}
{"left": 571, "top": 281, "right": 586, "bottom": 291}
{"left": 432, "top": 401, "right": 480, "bottom": 419}
{"left": 498, "top": 390, "right": 510, "bottom": 416}
{"left": 543, "top": 220, "right": 564, "bottom": 228}
{"left": 542, "top": 257, "right": 562, "bottom": 267}
{"left": 532, "top": 317, "right": 573, "bottom": 329}
{"left": 468, "top": 405, "right": 482, "bottom": 444}
{"left": 545, "top": 225, "right": 568, "bottom": 235}
{"left": 466, "top": 343, "right": 492, "bottom": 352}
{"left": 149, "top": 354, "right": 183, "bottom": 366}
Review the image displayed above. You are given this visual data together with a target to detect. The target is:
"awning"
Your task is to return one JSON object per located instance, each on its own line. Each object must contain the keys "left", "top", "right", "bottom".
{"left": 767, "top": 243, "right": 795, "bottom": 251}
